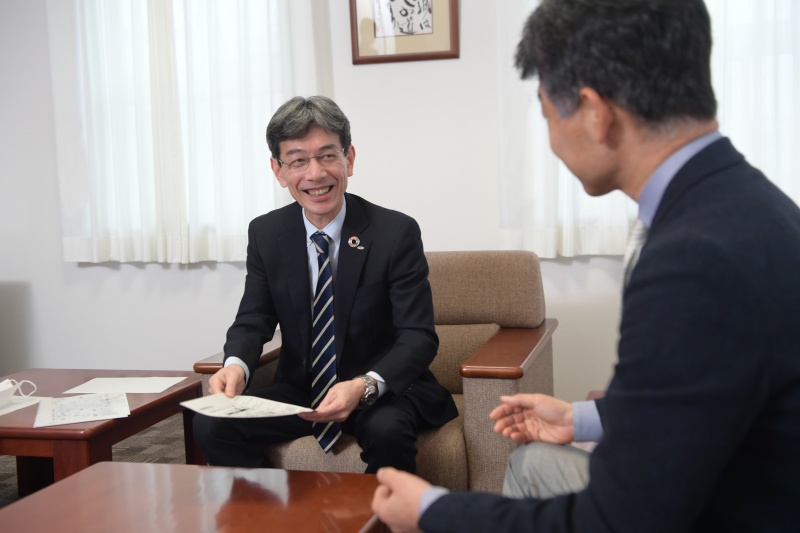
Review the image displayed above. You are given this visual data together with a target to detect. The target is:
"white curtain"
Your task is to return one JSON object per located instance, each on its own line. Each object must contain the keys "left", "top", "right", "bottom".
{"left": 707, "top": 0, "right": 799, "bottom": 203}
{"left": 47, "top": 0, "right": 325, "bottom": 263}
{"left": 497, "top": 0, "right": 799, "bottom": 259}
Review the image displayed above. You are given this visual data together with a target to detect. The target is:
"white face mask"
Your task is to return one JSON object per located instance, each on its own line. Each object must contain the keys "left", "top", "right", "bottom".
{"left": 0, "top": 379, "right": 37, "bottom": 406}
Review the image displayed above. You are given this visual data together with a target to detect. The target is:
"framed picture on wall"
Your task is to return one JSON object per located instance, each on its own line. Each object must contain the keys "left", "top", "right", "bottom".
{"left": 349, "top": 0, "right": 460, "bottom": 65}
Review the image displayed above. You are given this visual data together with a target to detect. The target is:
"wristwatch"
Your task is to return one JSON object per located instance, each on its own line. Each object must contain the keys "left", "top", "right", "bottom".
{"left": 357, "top": 375, "right": 378, "bottom": 407}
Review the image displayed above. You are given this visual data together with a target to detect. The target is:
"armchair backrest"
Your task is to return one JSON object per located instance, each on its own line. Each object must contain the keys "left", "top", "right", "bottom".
{"left": 425, "top": 251, "right": 545, "bottom": 394}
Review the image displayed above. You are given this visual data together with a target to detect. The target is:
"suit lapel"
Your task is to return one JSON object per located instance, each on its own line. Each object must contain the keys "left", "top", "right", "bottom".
{"left": 335, "top": 195, "right": 370, "bottom": 358}
{"left": 277, "top": 204, "right": 313, "bottom": 360}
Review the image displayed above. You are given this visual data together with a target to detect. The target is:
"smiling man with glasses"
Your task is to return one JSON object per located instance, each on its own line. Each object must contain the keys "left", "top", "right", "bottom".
{"left": 193, "top": 95, "right": 457, "bottom": 475}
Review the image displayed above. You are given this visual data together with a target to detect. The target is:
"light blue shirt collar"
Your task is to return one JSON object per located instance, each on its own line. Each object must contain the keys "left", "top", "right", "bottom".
{"left": 303, "top": 198, "right": 346, "bottom": 250}
{"left": 304, "top": 198, "right": 346, "bottom": 291}
{"left": 638, "top": 130, "right": 722, "bottom": 228}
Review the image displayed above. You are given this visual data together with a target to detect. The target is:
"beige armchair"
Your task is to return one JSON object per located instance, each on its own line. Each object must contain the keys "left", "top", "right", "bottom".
{"left": 194, "top": 250, "right": 557, "bottom": 493}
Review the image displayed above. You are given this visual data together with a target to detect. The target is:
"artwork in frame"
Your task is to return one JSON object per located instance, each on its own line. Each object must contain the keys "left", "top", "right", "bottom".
{"left": 349, "top": 0, "right": 460, "bottom": 65}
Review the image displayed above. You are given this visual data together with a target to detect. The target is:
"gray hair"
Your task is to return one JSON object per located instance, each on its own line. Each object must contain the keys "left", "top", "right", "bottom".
{"left": 266, "top": 96, "right": 351, "bottom": 160}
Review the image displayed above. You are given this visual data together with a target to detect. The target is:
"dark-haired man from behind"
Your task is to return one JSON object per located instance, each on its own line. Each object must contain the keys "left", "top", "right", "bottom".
{"left": 193, "top": 95, "right": 457, "bottom": 475}
{"left": 371, "top": 1, "right": 800, "bottom": 531}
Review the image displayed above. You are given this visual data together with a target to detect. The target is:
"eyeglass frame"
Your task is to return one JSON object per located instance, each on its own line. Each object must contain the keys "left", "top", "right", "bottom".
{"left": 277, "top": 147, "right": 347, "bottom": 172}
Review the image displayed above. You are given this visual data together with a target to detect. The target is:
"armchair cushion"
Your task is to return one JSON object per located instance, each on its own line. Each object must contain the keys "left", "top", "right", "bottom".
{"left": 431, "top": 324, "right": 499, "bottom": 394}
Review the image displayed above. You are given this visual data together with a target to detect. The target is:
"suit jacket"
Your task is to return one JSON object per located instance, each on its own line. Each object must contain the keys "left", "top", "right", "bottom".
{"left": 224, "top": 193, "right": 457, "bottom": 428}
{"left": 421, "top": 138, "right": 800, "bottom": 532}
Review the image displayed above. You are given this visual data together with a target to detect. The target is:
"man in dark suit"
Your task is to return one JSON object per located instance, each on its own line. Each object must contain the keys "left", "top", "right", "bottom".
{"left": 372, "top": 1, "right": 800, "bottom": 531}
{"left": 193, "top": 96, "right": 457, "bottom": 473}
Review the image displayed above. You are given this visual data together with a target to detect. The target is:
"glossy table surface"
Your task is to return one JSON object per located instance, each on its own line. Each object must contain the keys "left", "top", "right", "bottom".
{"left": 0, "top": 368, "right": 202, "bottom": 438}
{"left": 0, "top": 462, "right": 387, "bottom": 532}
{"left": 0, "top": 368, "right": 203, "bottom": 493}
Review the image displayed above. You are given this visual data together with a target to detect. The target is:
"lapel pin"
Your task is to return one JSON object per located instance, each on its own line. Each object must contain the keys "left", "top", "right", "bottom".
{"left": 348, "top": 236, "right": 362, "bottom": 249}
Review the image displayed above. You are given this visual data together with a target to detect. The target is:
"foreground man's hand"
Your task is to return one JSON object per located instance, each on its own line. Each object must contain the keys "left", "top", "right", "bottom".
{"left": 372, "top": 467, "right": 430, "bottom": 533}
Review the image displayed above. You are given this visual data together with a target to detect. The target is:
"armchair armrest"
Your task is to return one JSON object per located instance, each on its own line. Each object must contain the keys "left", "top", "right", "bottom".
{"left": 460, "top": 319, "right": 558, "bottom": 379}
{"left": 587, "top": 389, "right": 606, "bottom": 401}
{"left": 458, "top": 318, "right": 558, "bottom": 493}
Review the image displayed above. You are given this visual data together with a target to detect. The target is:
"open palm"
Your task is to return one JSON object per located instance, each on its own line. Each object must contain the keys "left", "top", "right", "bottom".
{"left": 490, "top": 393, "right": 575, "bottom": 444}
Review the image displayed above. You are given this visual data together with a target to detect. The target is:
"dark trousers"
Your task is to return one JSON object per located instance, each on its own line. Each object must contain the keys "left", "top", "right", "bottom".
{"left": 192, "top": 382, "right": 420, "bottom": 474}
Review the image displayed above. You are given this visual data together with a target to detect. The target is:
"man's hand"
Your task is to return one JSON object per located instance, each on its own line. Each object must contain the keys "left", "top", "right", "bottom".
{"left": 490, "top": 393, "right": 575, "bottom": 444}
{"left": 208, "top": 365, "right": 246, "bottom": 398}
{"left": 372, "top": 467, "right": 430, "bottom": 533}
{"left": 298, "top": 378, "right": 363, "bottom": 423}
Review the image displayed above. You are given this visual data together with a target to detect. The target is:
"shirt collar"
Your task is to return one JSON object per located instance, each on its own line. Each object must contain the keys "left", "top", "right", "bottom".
{"left": 638, "top": 130, "right": 722, "bottom": 228}
{"left": 303, "top": 197, "right": 346, "bottom": 245}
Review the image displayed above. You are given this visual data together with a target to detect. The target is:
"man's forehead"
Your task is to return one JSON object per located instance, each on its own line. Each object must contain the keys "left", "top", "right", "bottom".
{"left": 280, "top": 127, "right": 339, "bottom": 155}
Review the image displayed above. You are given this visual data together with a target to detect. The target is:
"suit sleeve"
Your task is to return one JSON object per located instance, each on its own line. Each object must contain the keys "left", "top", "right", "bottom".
{"left": 223, "top": 219, "right": 279, "bottom": 377}
{"left": 369, "top": 216, "right": 438, "bottom": 394}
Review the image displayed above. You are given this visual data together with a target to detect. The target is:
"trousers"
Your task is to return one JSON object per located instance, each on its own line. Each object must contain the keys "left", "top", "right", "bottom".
{"left": 503, "top": 442, "right": 591, "bottom": 499}
{"left": 192, "top": 381, "right": 422, "bottom": 474}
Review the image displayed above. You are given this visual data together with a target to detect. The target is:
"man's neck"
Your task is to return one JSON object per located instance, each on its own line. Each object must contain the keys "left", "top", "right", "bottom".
{"left": 621, "top": 119, "right": 719, "bottom": 202}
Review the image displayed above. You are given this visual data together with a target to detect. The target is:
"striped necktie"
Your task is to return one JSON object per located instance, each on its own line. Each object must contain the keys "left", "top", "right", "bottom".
{"left": 622, "top": 218, "right": 648, "bottom": 287}
{"left": 310, "top": 232, "right": 342, "bottom": 452}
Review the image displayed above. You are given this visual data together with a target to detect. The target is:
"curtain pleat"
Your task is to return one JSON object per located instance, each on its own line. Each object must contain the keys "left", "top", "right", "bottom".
{"left": 47, "top": 0, "right": 312, "bottom": 263}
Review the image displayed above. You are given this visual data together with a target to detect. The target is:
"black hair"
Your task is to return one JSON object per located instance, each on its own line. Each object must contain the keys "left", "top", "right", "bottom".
{"left": 516, "top": 0, "right": 717, "bottom": 125}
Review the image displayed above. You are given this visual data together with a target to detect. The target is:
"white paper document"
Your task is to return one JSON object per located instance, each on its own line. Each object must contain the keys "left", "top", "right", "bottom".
{"left": 33, "top": 392, "right": 131, "bottom": 427}
{"left": 62, "top": 377, "right": 187, "bottom": 394}
{"left": 0, "top": 396, "right": 41, "bottom": 417}
{"left": 180, "top": 393, "right": 313, "bottom": 418}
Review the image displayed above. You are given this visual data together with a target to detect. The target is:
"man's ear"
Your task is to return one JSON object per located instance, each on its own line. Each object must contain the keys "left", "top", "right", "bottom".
{"left": 345, "top": 145, "right": 356, "bottom": 177}
{"left": 270, "top": 158, "right": 288, "bottom": 188}
{"left": 578, "top": 87, "right": 615, "bottom": 145}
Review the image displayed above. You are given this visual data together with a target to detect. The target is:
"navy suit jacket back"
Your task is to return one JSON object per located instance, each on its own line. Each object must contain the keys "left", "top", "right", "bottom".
{"left": 421, "top": 138, "right": 800, "bottom": 532}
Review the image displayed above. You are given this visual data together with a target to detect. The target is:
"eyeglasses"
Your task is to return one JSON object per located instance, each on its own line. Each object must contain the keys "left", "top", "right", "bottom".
{"left": 278, "top": 148, "right": 346, "bottom": 172}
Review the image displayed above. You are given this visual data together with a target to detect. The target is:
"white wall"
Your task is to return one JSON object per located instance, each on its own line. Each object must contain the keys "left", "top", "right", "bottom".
{"left": 0, "top": 0, "right": 620, "bottom": 402}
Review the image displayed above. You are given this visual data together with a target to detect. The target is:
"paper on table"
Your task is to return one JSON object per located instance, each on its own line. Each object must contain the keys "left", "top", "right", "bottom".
{"left": 0, "top": 396, "right": 41, "bottom": 417}
{"left": 33, "top": 392, "right": 130, "bottom": 427}
{"left": 63, "top": 377, "right": 187, "bottom": 394}
{"left": 180, "top": 393, "right": 313, "bottom": 418}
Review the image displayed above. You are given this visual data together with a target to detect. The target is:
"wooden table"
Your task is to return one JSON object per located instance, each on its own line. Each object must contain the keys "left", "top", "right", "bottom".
{"left": 0, "top": 462, "right": 387, "bottom": 532}
{"left": 0, "top": 368, "right": 203, "bottom": 496}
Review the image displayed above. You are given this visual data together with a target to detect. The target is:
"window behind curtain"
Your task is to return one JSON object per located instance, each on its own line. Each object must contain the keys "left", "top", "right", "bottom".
{"left": 46, "top": 0, "right": 303, "bottom": 263}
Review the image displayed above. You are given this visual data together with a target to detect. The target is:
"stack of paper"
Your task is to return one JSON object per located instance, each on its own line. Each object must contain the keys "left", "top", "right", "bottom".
{"left": 34, "top": 392, "right": 130, "bottom": 427}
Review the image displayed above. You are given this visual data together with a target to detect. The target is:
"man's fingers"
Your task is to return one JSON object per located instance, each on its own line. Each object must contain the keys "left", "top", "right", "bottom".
{"left": 209, "top": 372, "right": 227, "bottom": 395}
{"left": 372, "top": 483, "right": 391, "bottom": 509}
{"left": 493, "top": 419, "right": 511, "bottom": 434}
{"left": 501, "top": 393, "right": 542, "bottom": 411}
{"left": 489, "top": 403, "right": 511, "bottom": 420}
{"left": 376, "top": 466, "right": 400, "bottom": 486}
{"left": 372, "top": 469, "right": 396, "bottom": 515}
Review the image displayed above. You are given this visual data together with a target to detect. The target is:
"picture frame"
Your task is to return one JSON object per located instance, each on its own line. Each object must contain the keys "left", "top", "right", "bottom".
{"left": 349, "top": 0, "right": 460, "bottom": 65}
